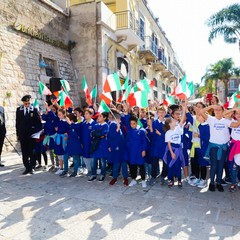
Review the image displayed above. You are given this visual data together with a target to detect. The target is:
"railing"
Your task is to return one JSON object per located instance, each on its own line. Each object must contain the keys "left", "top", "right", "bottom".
{"left": 140, "top": 36, "right": 158, "bottom": 57}
{"left": 115, "top": 10, "right": 139, "bottom": 35}
{"left": 157, "top": 49, "right": 167, "bottom": 66}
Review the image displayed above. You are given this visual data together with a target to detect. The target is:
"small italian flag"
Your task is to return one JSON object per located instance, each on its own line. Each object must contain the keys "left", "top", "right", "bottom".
{"left": 90, "top": 85, "right": 97, "bottom": 99}
{"left": 60, "top": 79, "right": 71, "bottom": 93}
{"left": 99, "top": 92, "right": 112, "bottom": 105}
{"left": 103, "top": 73, "right": 122, "bottom": 93}
{"left": 122, "top": 85, "right": 132, "bottom": 101}
{"left": 98, "top": 100, "right": 110, "bottom": 113}
{"left": 59, "top": 91, "right": 72, "bottom": 109}
{"left": 136, "top": 79, "right": 150, "bottom": 93}
{"left": 163, "top": 96, "right": 175, "bottom": 106}
{"left": 171, "top": 75, "right": 194, "bottom": 100}
{"left": 39, "top": 81, "right": 52, "bottom": 95}
{"left": 122, "top": 76, "right": 129, "bottom": 90}
{"left": 33, "top": 99, "right": 39, "bottom": 110}
{"left": 82, "top": 76, "right": 92, "bottom": 105}
{"left": 127, "top": 91, "right": 148, "bottom": 108}
{"left": 228, "top": 92, "right": 240, "bottom": 108}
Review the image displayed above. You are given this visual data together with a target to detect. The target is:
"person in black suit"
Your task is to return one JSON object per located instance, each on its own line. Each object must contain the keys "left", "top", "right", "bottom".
{"left": 16, "top": 95, "right": 42, "bottom": 174}
{"left": 0, "top": 106, "right": 6, "bottom": 167}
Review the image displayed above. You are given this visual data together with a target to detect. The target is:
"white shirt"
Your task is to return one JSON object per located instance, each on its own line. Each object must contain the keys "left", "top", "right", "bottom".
{"left": 206, "top": 115, "right": 231, "bottom": 144}
{"left": 165, "top": 125, "right": 183, "bottom": 144}
{"left": 230, "top": 120, "right": 240, "bottom": 141}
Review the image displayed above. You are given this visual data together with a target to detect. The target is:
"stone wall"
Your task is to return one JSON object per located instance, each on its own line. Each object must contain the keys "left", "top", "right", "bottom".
{"left": 69, "top": 1, "right": 103, "bottom": 105}
{"left": 0, "top": 0, "right": 79, "bottom": 153}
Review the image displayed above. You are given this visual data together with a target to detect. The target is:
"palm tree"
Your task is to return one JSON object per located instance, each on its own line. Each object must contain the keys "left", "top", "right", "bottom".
{"left": 202, "top": 58, "right": 239, "bottom": 101}
{"left": 206, "top": 3, "right": 240, "bottom": 52}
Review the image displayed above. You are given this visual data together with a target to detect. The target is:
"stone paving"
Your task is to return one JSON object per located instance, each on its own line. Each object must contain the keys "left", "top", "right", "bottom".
{"left": 0, "top": 153, "right": 240, "bottom": 240}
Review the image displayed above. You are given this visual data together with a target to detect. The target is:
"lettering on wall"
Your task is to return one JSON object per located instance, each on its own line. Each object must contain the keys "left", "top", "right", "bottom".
{"left": 12, "top": 22, "right": 69, "bottom": 50}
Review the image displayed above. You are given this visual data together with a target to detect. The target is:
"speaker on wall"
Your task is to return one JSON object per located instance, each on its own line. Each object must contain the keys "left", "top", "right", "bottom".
{"left": 50, "top": 77, "right": 62, "bottom": 92}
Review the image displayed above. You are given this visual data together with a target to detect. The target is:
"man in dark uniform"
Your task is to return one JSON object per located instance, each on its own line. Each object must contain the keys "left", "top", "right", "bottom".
{"left": 16, "top": 95, "right": 42, "bottom": 174}
{"left": 0, "top": 105, "right": 6, "bottom": 167}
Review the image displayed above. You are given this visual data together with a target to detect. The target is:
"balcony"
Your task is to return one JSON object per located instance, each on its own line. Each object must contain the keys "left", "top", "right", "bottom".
{"left": 138, "top": 36, "right": 158, "bottom": 62}
{"left": 152, "top": 49, "right": 167, "bottom": 71}
{"left": 115, "top": 10, "right": 144, "bottom": 50}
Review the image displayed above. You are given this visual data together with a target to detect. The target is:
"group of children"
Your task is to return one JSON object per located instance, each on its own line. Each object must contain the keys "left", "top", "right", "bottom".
{"left": 33, "top": 95, "right": 240, "bottom": 192}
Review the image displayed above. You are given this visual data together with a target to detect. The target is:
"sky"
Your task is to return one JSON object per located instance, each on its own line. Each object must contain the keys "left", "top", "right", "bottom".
{"left": 147, "top": 0, "right": 240, "bottom": 84}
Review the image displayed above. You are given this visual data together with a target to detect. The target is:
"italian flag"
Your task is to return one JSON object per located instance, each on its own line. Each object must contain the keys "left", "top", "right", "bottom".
{"left": 98, "top": 100, "right": 110, "bottom": 113}
{"left": 186, "top": 82, "right": 194, "bottom": 98}
{"left": 99, "top": 92, "right": 113, "bottom": 105}
{"left": 172, "top": 76, "right": 194, "bottom": 100}
{"left": 59, "top": 91, "right": 72, "bottom": 109}
{"left": 39, "top": 81, "right": 52, "bottom": 95}
{"left": 90, "top": 85, "right": 97, "bottom": 99}
{"left": 33, "top": 99, "right": 39, "bottom": 110}
{"left": 82, "top": 76, "right": 92, "bottom": 105}
{"left": 122, "top": 85, "right": 132, "bottom": 101}
{"left": 228, "top": 92, "right": 240, "bottom": 108}
{"left": 127, "top": 91, "right": 148, "bottom": 108}
{"left": 136, "top": 79, "right": 150, "bottom": 93}
{"left": 60, "top": 79, "right": 71, "bottom": 93}
{"left": 103, "top": 73, "right": 122, "bottom": 92}
{"left": 122, "top": 76, "right": 129, "bottom": 90}
{"left": 163, "top": 96, "right": 175, "bottom": 106}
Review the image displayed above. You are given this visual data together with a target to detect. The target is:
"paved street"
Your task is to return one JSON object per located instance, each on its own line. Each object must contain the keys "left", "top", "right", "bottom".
{"left": 0, "top": 153, "right": 240, "bottom": 240}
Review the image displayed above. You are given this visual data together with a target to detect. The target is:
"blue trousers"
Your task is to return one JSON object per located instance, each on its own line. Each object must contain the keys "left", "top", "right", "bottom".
{"left": 91, "top": 158, "right": 106, "bottom": 177}
{"left": 112, "top": 161, "right": 128, "bottom": 179}
{"left": 209, "top": 147, "right": 227, "bottom": 184}
{"left": 64, "top": 154, "right": 81, "bottom": 174}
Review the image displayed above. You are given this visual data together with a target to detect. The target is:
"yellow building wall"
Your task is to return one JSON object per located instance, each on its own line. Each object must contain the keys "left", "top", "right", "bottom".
{"left": 70, "top": 0, "right": 95, "bottom": 7}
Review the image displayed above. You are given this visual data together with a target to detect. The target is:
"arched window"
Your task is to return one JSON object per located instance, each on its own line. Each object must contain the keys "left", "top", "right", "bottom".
{"left": 139, "top": 70, "right": 146, "bottom": 80}
{"left": 117, "top": 57, "right": 128, "bottom": 73}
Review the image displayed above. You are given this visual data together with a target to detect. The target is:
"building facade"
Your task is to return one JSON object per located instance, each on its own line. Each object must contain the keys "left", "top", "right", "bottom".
{"left": 70, "top": 0, "right": 184, "bottom": 102}
{"left": 0, "top": 0, "right": 184, "bottom": 151}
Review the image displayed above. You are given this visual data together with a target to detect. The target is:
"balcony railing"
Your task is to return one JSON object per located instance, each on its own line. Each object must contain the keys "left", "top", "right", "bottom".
{"left": 115, "top": 10, "right": 139, "bottom": 35}
{"left": 140, "top": 36, "right": 158, "bottom": 57}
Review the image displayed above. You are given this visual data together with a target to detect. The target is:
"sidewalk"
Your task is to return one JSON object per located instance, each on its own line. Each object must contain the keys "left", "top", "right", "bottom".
{"left": 0, "top": 153, "right": 240, "bottom": 240}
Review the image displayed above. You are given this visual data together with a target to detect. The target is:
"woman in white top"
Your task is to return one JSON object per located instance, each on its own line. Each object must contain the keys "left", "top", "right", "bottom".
{"left": 200, "top": 105, "right": 240, "bottom": 192}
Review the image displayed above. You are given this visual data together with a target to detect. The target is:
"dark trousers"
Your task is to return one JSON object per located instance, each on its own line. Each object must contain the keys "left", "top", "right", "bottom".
{"left": 161, "top": 161, "right": 168, "bottom": 178}
{"left": 191, "top": 148, "right": 207, "bottom": 180}
{"left": 20, "top": 137, "right": 36, "bottom": 171}
{"left": 0, "top": 125, "right": 6, "bottom": 157}
{"left": 209, "top": 147, "right": 227, "bottom": 184}
{"left": 36, "top": 152, "right": 47, "bottom": 166}
{"left": 151, "top": 157, "right": 159, "bottom": 178}
{"left": 129, "top": 164, "right": 145, "bottom": 180}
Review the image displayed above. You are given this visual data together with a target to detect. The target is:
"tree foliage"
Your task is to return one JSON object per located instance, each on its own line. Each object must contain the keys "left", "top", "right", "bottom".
{"left": 206, "top": 3, "right": 240, "bottom": 50}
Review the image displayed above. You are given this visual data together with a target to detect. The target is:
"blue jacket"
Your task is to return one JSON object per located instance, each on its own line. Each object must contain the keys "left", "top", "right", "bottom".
{"left": 91, "top": 122, "right": 109, "bottom": 159}
{"left": 126, "top": 126, "right": 147, "bottom": 165}
{"left": 81, "top": 119, "right": 96, "bottom": 158}
{"left": 65, "top": 123, "right": 83, "bottom": 156}
{"left": 107, "top": 121, "right": 124, "bottom": 163}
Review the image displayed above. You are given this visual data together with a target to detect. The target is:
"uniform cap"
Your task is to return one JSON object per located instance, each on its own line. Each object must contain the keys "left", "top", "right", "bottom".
{"left": 21, "top": 95, "right": 32, "bottom": 102}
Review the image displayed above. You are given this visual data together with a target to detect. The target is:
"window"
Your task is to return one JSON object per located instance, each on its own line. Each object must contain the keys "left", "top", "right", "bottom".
{"left": 230, "top": 80, "right": 235, "bottom": 88}
{"left": 162, "top": 83, "right": 165, "bottom": 91}
{"left": 151, "top": 33, "right": 158, "bottom": 56}
{"left": 139, "top": 16, "right": 145, "bottom": 42}
{"left": 154, "top": 90, "right": 158, "bottom": 98}
{"left": 44, "top": 58, "right": 58, "bottom": 77}
{"left": 139, "top": 70, "right": 146, "bottom": 80}
{"left": 153, "top": 78, "right": 157, "bottom": 87}
{"left": 117, "top": 57, "right": 129, "bottom": 79}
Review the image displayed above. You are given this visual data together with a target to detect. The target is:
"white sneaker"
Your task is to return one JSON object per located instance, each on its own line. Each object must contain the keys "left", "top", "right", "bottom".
{"left": 197, "top": 179, "right": 207, "bottom": 188}
{"left": 190, "top": 178, "right": 200, "bottom": 186}
{"left": 78, "top": 167, "right": 84, "bottom": 174}
{"left": 97, "top": 169, "right": 101, "bottom": 175}
{"left": 142, "top": 180, "right": 147, "bottom": 188}
{"left": 129, "top": 179, "right": 137, "bottom": 187}
{"left": 55, "top": 169, "right": 64, "bottom": 175}
{"left": 83, "top": 168, "right": 88, "bottom": 175}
